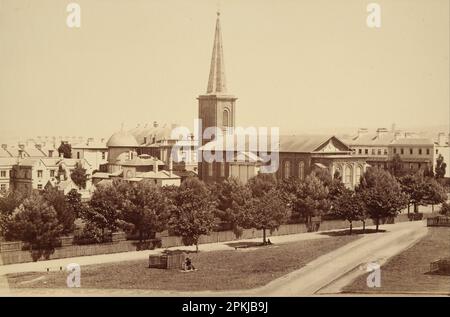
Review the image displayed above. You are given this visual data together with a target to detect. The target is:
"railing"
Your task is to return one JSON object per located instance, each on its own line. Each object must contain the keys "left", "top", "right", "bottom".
{"left": 427, "top": 216, "right": 450, "bottom": 227}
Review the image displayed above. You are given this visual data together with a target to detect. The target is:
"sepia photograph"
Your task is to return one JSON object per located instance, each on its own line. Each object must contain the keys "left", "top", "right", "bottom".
{"left": 0, "top": 0, "right": 449, "bottom": 308}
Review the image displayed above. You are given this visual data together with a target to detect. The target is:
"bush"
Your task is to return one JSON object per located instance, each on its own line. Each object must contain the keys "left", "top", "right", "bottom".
{"left": 440, "top": 202, "right": 450, "bottom": 216}
{"left": 73, "top": 223, "right": 111, "bottom": 245}
{"left": 133, "top": 239, "right": 162, "bottom": 251}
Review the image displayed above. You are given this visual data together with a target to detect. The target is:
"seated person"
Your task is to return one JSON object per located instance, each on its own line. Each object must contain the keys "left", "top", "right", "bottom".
{"left": 184, "top": 257, "right": 195, "bottom": 271}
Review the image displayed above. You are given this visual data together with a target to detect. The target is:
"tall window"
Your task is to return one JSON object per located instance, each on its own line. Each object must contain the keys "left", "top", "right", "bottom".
{"left": 401, "top": 148, "right": 404, "bottom": 155}
{"left": 427, "top": 149, "right": 430, "bottom": 155}
{"left": 37, "top": 170, "right": 43, "bottom": 178}
{"left": 223, "top": 109, "right": 230, "bottom": 127}
{"left": 0, "top": 171, "right": 6, "bottom": 178}
{"left": 220, "top": 162, "right": 225, "bottom": 177}
{"left": 419, "top": 149, "right": 422, "bottom": 155}
{"left": 50, "top": 170, "right": 55, "bottom": 177}
{"left": 208, "top": 163, "right": 213, "bottom": 177}
{"left": 102, "top": 152, "right": 106, "bottom": 160}
{"left": 298, "top": 161, "right": 304, "bottom": 180}
{"left": 409, "top": 148, "right": 413, "bottom": 155}
{"left": 284, "top": 161, "right": 291, "bottom": 179}
{"left": 77, "top": 152, "right": 81, "bottom": 159}
{"left": 344, "top": 165, "right": 352, "bottom": 186}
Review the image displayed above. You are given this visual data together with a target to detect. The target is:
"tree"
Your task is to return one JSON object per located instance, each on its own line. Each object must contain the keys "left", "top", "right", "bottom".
{"left": 6, "top": 193, "right": 63, "bottom": 261}
{"left": 435, "top": 154, "right": 447, "bottom": 179}
{"left": 399, "top": 173, "right": 421, "bottom": 214}
{"left": 440, "top": 202, "right": 450, "bottom": 216}
{"left": 247, "top": 173, "right": 277, "bottom": 198}
{"left": 119, "top": 181, "right": 171, "bottom": 242}
{"left": 66, "top": 188, "right": 84, "bottom": 219}
{"left": 331, "top": 188, "right": 365, "bottom": 234}
{"left": 42, "top": 186, "right": 76, "bottom": 234}
{"left": 422, "top": 178, "right": 447, "bottom": 212}
{"left": 71, "top": 162, "right": 87, "bottom": 189}
{"left": 0, "top": 190, "right": 27, "bottom": 238}
{"left": 82, "top": 181, "right": 124, "bottom": 239}
{"left": 389, "top": 154, "right": 405, "bottom": 178}
{"left": 358, "top": 168, "right": 408, "bottom": 231}
{"left": 57, "top": 142, "right": 72, "bottom": 158}
{"left": 248, "top": 188, "right": 289, "bottom": 244}
{"left": 291, "top": 174, "right": 331, "bottom": 231}
{"left": 169, "top": 178, "right": 216, "bottom": 252}
{"left": 211, "top": 178, "right": 253, "bottom": 238}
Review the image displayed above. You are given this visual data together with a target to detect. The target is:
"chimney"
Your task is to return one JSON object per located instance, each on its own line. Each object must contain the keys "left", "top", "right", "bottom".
{"left": 18, "top": 143, "right": 25, "bottom": 150}
{"left": 153, "top": 121, "right": 158, "bottom": 128}
{"left": 376, "top": 128, "right": 388, "bottom": 139}
{"left": 87, "top": 137, "right": 94, "bottom": 145}
{"left": 357, "top": 128, "right": 368, "bottom": 138}
{"left": 438, "top": 132, "right": 446, "bottom": 146}
{"left": 1, "top": 144, "right": 6, "bottom": 150}
{"left": 35, "top": 144, "right": 42, "bottom": 150}
{"left": 19, "top": 150, "right": 24, "bottom": 159}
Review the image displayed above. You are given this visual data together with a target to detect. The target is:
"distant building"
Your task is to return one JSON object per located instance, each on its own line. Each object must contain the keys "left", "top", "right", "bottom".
{"left": 0, "top": 158, "right": 15, "bottom": 192}
{"left": 72, "top": 138, "right": 108, "bottom": 171}
{"left": 11, "top": 157, "right": 93, "bottom": 193}
{"left": 93, "top": 131, "right": 182, "bottom": 187}
{"left": 388, "top": 138, "right": 435, "bottom": 172}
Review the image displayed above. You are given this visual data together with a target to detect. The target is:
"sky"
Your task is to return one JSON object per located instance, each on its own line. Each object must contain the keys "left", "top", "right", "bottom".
{"left": 0, "top": 0, "right": 448, "bottom": 141}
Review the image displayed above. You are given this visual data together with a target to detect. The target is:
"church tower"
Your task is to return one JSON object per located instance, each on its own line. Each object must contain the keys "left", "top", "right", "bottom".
{"left": 198, "top": 12, "right": 237, "bottom": 145}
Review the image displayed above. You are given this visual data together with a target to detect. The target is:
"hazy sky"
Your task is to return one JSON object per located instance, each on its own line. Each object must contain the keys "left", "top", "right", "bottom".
{"left": 0, "top": 0, "right": 448, "bottom": 140}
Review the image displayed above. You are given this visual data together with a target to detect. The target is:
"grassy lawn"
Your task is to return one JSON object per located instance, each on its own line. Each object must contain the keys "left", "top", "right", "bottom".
{"left": 8, "top": 235, "right": 359, "bottom": 291}
{"left": 343, "top": 227, "right": 450, "bottom": 295}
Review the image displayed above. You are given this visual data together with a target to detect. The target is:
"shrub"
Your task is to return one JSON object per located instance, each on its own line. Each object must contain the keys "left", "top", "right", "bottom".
{"left": 73, "top": 223, "right": 110, "bottom": 245}
{"left": 440, "top": 202, "right": 450, "bottom": 216}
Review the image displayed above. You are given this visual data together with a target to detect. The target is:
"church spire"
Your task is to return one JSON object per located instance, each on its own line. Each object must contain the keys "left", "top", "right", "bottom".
{"left": 206, "top": 12, "right": 227, "bottom": 94}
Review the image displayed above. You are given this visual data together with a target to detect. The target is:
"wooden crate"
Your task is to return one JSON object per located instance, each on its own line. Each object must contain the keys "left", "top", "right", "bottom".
{"left": 148, "top": 253, "right": 186, "bottom": 269}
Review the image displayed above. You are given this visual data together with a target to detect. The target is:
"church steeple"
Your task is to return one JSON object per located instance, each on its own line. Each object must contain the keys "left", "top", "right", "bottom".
{"left": 198, "top": 12, "right": 236, "bottom": 145}
{"left": 206, "top": 12, "right": 227, "bottom": 94}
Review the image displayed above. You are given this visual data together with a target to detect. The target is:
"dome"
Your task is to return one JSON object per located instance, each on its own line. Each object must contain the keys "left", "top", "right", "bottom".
{"left": 106, "top": 131, "right": 139, "bottom": 147}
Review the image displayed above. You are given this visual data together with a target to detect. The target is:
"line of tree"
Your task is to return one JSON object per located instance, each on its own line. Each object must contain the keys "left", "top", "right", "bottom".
{"left": 1, "top": 162, "right": 448, "bottom": 260}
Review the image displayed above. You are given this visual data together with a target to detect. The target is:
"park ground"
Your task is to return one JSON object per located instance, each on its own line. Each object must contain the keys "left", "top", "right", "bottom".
{"left": 0, "top": 220, "right": 436, "bottom": 296}
{"left": 342, "top": 226, "right": 450, "bottom": 295}
{"left": 6, "top": 234, "right": 359, "bottom": 291}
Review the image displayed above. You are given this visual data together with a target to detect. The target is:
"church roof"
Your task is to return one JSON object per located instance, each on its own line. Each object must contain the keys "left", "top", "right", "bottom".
{"left": 200, "top": 134, "right": 351, "bottom": 154}
{"left": 206, "top": 12, "right": 227, "bottom": 95}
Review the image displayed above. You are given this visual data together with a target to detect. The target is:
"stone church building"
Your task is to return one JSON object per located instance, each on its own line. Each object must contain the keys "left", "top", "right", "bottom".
{"left": 197, "top": 13, "right": 367, "bottom": 188}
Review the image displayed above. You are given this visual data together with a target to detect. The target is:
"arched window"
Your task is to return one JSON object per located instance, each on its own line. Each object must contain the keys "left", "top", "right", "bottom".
{"left": 223, "top": 109, "right": 230, "bottom": 127}
{"left": 344, "top": 165, "right": 353, "bottom": 186}
{"left": 298, "top": 161, "right": 304, "bottom": 180}
{"left": 356, "top": 165, "right": 363, "bottom": 185}
{"left": 284, "top": 161, "right": 291, "bottom": 179}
